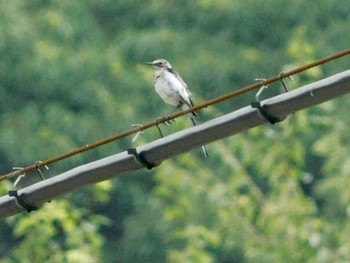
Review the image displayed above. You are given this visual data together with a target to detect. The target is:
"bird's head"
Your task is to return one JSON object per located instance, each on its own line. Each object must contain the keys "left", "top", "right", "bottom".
{"left": 147, "top": 59, "right": 172, "bottom": 69}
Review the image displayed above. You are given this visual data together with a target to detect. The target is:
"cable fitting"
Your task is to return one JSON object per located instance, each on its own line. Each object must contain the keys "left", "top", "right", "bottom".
{"left": 8, "top": 190, "right": 39, "bottom": 212}
{"left": 251, "top": 101, "right": 285, "bottom": 124}
{"left": 127, "top": 148, "right": 159, "bottom": 170}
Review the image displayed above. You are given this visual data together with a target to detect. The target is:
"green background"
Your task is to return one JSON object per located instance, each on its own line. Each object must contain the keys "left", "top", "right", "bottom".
{"left": 0, "top": 0, "right": 349, "bottom": 262}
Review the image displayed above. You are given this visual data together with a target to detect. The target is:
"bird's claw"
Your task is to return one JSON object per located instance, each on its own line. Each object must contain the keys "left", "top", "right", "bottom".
{"left": 156, "top": 116, "right": 174, "bottom": 126}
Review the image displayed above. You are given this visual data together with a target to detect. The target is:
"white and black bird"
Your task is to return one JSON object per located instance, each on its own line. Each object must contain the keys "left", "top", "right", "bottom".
{"left": 147, "top": 59, "right": 208, "bottom": 157}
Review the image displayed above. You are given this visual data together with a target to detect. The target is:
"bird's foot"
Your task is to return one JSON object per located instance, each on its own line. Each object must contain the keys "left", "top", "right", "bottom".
{"left": 156, "top": 116, "right": 175, "bottom": 127}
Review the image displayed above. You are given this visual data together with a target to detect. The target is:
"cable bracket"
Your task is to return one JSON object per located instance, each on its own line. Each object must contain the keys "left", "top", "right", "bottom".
{"left": 127, "top": 148, "right": 158, "bottom": 170}
{"left": 8, "top": 190, "right": 38, "bottom": 212}
{"left": 251, "top": 80, "right": 287, "bottom": 124}
{"left": 251, "top": 101, "right": 284, "bottom": 124}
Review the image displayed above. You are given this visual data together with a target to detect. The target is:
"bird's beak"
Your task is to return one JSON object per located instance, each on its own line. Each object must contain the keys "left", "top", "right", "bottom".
{"left": 146, "top": 61, "right": 154, "bottom": 65}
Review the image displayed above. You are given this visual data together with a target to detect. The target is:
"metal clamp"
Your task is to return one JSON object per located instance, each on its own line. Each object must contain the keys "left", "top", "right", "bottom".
{"left": 251, "top": 79, "right": 286, "bottom": 124}
{"left": 127, "top": 148, "right": 158, "bottom": 170}
{"left": 8, "top": 190, "right": 38, "bottom": 212}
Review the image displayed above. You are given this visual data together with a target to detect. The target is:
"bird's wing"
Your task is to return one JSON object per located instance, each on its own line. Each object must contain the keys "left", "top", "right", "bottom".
{"left": 168, "top": 68, "right": 192, "bottom": 96}
{"left": 167, "top": 67, "right": 198, "bottom": 117}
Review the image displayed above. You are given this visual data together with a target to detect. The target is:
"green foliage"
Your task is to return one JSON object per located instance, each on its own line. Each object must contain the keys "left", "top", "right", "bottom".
{"left": 0, "top": 0, "right": 349, "bottom": 262}
{"left": 2, "top": 199, "right": 105, "bottom": 263}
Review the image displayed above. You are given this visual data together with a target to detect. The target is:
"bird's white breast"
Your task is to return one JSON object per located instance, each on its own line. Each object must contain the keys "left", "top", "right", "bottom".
{"left": 154, "top": 69, "right": 185, "bottom": 106}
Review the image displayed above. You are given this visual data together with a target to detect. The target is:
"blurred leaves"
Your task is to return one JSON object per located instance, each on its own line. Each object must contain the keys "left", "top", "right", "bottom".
{"left": 4, "top": 199, "right": 105, "bottom": 263}
{"left": 0, "top": 0, "right": 349, "bottom": 262}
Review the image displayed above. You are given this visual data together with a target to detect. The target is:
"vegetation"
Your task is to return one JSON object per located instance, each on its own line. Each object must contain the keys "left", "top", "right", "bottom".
{"left": 0, "top": 0, "right": 349, "bottom": 262}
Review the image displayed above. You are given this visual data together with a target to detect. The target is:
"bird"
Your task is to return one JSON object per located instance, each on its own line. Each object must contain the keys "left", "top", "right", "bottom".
{"left": 147, "top": 59, "right": 208, "bottom": 157}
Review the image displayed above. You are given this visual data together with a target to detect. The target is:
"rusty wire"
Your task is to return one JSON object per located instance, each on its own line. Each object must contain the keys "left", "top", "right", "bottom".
{"left": 1, "top": 47, "right": 350, "bottom": 182}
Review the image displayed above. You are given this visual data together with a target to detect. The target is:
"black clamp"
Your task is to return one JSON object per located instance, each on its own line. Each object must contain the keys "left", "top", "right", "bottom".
{"left": 251, "top": 101, "right": 283, "bottom": 124}
{"left": 8, "top": 190, "right": 38, "bottom": 212}
{"left": 127, "top": 148, "right": 158, "bottom": 170}
{"left": 251, "top": 80, "right": 286, "bottom": 124}
{"left": 7, "top": 162, "right": 49, "bottom": 213}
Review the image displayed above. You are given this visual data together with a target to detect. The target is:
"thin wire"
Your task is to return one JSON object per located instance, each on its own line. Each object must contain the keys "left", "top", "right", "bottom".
{"left": 1, "top": 47, "right": 350, "bottom": 182}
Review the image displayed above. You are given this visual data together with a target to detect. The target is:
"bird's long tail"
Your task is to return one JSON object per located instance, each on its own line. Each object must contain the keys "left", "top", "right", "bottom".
{"left": 189, "top": 112, "right": 209, "bottom": 157}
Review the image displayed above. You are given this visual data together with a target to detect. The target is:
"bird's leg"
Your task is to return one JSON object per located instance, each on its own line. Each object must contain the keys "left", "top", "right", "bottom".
{"left": 154, "top": 121, "right": 164, "bottom": 137}
{"left": 154, "top": 117, "right": 168, "bottom": 138}
{"left": 156, "top": 116, "right": 171, "bottom": 127}
{"left": 156, "top": 104, "right": 181, "bottom": 127}
{"left": 163, "top": 104, "right": 183, "bottom": 124}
